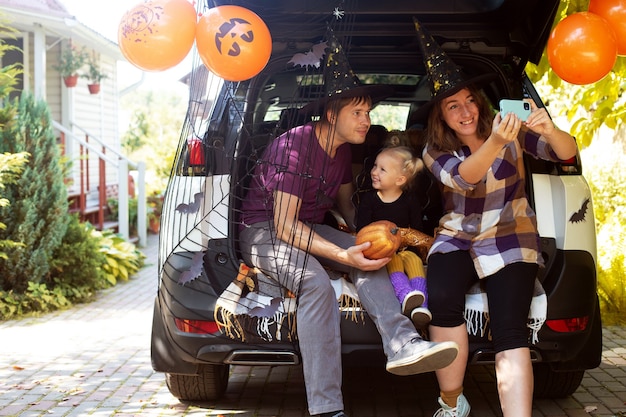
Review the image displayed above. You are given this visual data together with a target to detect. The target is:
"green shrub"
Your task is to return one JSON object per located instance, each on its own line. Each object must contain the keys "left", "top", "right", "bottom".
{"left": 91, "top": 228, "right": 146, "bottom": 286}
{"left": 0, "top": 217, "right": 147, "bottom": 321}
{"left": 48, "top": 214, "right": 109, "bottom": 290}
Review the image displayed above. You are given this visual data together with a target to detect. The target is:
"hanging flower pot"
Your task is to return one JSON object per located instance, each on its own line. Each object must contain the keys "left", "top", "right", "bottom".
{"left": 55, "top": 43, "right": 88, "bottom": 87}
{"left": 63, "top": 74, "right": 79, "bottom": 88}
{"left": 87, "top": 83, "right": 101, "bottom": 94}
{"left": 82, "top": 55, "right": 107, "bottom": 95}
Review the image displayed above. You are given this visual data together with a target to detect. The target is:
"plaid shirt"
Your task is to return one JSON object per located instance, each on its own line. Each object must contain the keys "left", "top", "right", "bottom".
{"left": 423, "top": 129, "right": 561, "bottom": 278}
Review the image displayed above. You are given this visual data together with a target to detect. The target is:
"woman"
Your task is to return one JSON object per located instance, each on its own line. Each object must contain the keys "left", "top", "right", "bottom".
{"left": 422, "top": 85, "right": 578, "bottom": 417}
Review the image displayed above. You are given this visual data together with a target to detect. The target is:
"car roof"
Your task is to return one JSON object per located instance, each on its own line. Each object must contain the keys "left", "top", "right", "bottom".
{"left": 215, "top": 0, "right": 560, "bottom": 69}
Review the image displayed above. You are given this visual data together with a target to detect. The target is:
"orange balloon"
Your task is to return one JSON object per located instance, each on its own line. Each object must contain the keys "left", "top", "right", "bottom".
{"left": 196, "top": 5, "right": 272, "bottom": 81}
{"left": 547, "top": 12, "right": 617, "bottom": 85}
{"left": 118, "top": 0, "right": 196, "bottom": 72}
{"left": 589, "top": 0, "right": 626, "bottom": 55}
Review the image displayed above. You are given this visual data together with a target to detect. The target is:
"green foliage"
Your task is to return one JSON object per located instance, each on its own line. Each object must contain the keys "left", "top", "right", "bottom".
{"left": 48, "top": 214, "right": 108, "bottom": 290}
{"left": 120, "top": 88, "right": 185, "bottom": 189}
{"left": 0, "top": 281, "right": 75, "bottom": 320}
{"left": 0, "top": 16, "right": 22, "bottom": 99}
{"left": 106, "top": 196, "right": 139, "bottom": 236}
{"left": 0, "top": 218, "right": 147, "bottom": 320}
{"left": 0, "top": 152, "right": 29, "bottom": 259}
{"left": 527, "top": 0, "right": 626, "bottom": 324}
{"left": 81, "top": 56, "right": 107, "bottom": 83}
{"left": 582, "top": 138, "right": 626, "bottom": 325}
{"left": 0, "top": 92, "right": 69, "bottom": 292}
{"left": 54, "top": 44, "right": 88, "bottom": 77}
{"left": 92, "top": 228, "right": 146, "bottom": 286}
{"left": 525, "top": 0, "right": 626, "bottom": 150}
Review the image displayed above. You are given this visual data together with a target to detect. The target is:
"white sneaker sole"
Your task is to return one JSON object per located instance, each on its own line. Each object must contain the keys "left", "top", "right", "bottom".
{"left": 386, "top": 341, "right": 458, "bottom": 376}
{"left": 410, "top": 307, "right": 432, "bottom": 329}
{"left": 401, "top": 291, "right": 425, "bottom": 315}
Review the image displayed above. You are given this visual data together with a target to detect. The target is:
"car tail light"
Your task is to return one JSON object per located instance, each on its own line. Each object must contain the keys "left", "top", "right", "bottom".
{"left": 545, "top": 316, "right": 589, "bottom": 332}
{"left": 558, "top": 155, "right": 581, "bottom": 174}
{"left": 187, "top": 136, "right": 205, "bottom": 166}
{"left": 175, "top": 318, "right": 220, "bottom": 334}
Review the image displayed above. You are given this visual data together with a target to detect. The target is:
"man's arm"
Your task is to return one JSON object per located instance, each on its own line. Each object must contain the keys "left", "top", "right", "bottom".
{"left": 336, "top": 182, "right": 356, "bottom": 232}
{"left": 273, "top": 190, "right": 389, "bottom": 271}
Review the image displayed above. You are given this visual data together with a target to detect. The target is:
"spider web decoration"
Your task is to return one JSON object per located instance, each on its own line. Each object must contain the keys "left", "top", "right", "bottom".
{"left": 157, "top": 0, "right": 360, "bottom": 347}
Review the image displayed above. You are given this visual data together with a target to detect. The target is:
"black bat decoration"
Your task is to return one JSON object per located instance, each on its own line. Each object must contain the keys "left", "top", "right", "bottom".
{"left": 176, "top": 192, "right": 203, "bottom": 214}
{"left": 288, "top": 41, "right": 327, "bottom": 68}
{"left": 569, "top": 197, "right": 590, "bottom": 223}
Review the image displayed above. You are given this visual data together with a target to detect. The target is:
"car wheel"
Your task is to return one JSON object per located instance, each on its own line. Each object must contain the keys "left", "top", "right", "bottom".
{"left": 533, "top": 363, "right": 585, "bottom": 398}
{"left": 165, "top": 364, "right": 230, "bottom": 401}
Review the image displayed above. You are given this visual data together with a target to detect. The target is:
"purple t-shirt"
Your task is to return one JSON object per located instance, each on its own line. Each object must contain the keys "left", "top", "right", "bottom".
{"left": 241, "top": 123, "right": 353, "bottom": 226}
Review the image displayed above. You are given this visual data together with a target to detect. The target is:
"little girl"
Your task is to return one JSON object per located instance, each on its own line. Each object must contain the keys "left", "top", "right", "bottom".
{"left": 356, "top": 133, "right": 432, "bottom": 328}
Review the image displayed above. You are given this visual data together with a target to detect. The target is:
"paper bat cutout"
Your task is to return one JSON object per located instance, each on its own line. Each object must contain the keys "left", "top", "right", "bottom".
{"left": 569, "top": 197, "right": 590, "bottom": 223}
{"left": 178, "top": 251, "right": 204, "bottom": 284}
{"left": 176, "top": 192, "right": 204, "bottom": 214}
{"left": 247, "top": 297, "right": 283, "bottom": 318}
{"left": 288, "top": 41, "right": 327, "bottom": 68}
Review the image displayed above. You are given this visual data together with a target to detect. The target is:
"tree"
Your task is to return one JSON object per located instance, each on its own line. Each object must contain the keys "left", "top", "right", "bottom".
{"left": 120, "top": 88, "right": 186, "bottom": 190}
{"left": 0, "top": 92, "right": 69, "bottom": 292}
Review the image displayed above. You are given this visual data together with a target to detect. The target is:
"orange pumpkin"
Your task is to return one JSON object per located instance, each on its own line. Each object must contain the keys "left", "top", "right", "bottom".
{"left": 355, "top": 220, "right": 402, "bottom": 259}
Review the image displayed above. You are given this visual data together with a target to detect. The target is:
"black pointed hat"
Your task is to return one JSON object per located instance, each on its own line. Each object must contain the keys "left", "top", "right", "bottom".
{"left": 300, "top": 29, "right": 393, "bottom": 115}
{"left": 413, "top": 17, "right": 497, "bottom": 115}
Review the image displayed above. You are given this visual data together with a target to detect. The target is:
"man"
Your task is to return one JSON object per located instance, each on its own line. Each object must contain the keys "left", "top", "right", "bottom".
{"left": 238, "top": 33, "right": 459, "bottom": 417}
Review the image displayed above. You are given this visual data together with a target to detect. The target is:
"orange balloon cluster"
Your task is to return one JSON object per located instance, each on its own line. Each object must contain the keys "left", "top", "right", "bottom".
{"left": 196, "top": 5, "right": 272, "bottom": 81}
{"left": 589, "top": 0, "right": 626, "bottom": 55}
{"left": 547, "top": 0, "right": 626, "bottom": 85}
{"left": 118, "top": 2, "right": 272, "bottom": 81}
{"left": 118, "top": 0, "right": 197, "bottom": 72}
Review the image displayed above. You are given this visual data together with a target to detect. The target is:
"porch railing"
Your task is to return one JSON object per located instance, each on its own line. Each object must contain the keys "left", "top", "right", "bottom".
{"left": 53, "top": 120, "right": 147, "bottom": 247}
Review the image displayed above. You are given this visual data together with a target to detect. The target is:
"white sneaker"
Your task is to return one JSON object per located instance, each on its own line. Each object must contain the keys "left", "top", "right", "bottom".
{"left": 386, "top": 338, "right": 458, "bottom": 376}
{"left": 433, "top": 394, "right": 470, "bottom": 417}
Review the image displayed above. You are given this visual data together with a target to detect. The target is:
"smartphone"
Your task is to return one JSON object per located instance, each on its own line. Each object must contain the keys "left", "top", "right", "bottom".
{"left": 499, "top": 99, "right": 531, "bottom": 121}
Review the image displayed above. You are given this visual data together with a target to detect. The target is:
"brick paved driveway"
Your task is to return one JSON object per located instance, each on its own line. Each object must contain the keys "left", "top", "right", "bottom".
{"left": 1, "top": 234, "right": 624, "bottom": 416}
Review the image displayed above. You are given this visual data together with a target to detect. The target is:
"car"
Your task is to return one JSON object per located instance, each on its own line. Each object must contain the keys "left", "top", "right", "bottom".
{"left": 150, "top": 0, "right": 602, "bottom": 403}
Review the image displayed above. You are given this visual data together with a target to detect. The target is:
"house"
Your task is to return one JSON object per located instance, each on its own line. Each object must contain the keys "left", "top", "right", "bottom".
{"left": 0, "top": 0, "right": 147, "bottom": 246}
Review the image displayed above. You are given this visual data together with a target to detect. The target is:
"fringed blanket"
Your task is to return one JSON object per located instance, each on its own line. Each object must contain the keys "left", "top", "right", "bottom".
{"left": 215, "top": 263, "right": 546, "bottom": 345}
{"left": 464, "top": 278, "right": 547, "bottom": 344}
{"left": 214, "top": 264, "right": 297, "bottom": 344}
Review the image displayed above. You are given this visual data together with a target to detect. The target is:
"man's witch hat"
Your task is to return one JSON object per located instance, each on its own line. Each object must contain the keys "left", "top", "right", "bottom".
{"left": 413, "top": 17, "right": 497, "bottom": 116}
{"left": 300, "top": 29, "right": 393, "bottom": 115}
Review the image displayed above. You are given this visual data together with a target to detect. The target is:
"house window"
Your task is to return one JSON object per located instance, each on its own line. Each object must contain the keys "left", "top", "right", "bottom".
{"left": 1, "top": 37, "right": 24, "bottom": 103}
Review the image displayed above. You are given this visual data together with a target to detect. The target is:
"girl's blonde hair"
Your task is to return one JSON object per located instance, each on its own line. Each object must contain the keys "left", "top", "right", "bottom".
{"left": 378, "top": 137, "right": 424, "bottom": 191}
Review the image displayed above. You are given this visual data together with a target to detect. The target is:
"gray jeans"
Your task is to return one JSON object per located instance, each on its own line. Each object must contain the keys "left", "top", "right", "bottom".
{"left": 239, "top": 222, "right": 420, "bottom": 415}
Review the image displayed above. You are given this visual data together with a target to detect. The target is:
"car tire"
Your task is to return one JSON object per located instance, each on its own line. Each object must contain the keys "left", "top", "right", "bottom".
{"left": 165, "top": 364, "right": 230, "bottom": 401}
{"left": 533, "top": 363, "right": 585, "bottom": 398}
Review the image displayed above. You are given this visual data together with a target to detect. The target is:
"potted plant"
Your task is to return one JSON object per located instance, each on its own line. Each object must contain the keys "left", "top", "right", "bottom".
{"left": 147, "top": 192, "right": 164, "bottom": 234}
{"left": 54, "top": 45, "right": 88, "bottom": 87}
{"left": 82, "top": 56, "right": 108, "bottom": 94}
